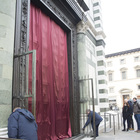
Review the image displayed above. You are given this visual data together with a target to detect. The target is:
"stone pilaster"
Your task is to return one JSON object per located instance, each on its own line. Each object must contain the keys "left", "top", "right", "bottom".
{"left": 0, "top": 0, "right": 16, "bottom": 128}
{"left": 77, "top": 21, "right": 87, "bottom": 77}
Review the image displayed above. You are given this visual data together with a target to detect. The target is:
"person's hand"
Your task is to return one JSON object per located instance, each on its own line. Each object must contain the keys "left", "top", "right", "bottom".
{"left": 82, "top": 128, "right": 85, "bottom": 131}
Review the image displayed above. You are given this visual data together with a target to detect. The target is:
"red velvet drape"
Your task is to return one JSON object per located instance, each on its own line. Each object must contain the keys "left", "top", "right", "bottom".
{"left": 29, "top": 4, "right": 72, "bottom": 140}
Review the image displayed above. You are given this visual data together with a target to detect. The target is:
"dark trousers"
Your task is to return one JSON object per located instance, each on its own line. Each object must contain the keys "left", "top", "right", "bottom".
{"left": 123, "top": 117, "right": 130, "bottom": 130}
{"left": 96, "top": 124, "right": 99, "bottom": 137}
{"left": 129, "top": 115, "right": 134, "bottom": 129}
{"left": 134, "top": 114, "right": 140, "bottom": 130}
{"left": 92, "top": 123, "right": 99, "bottom": 137}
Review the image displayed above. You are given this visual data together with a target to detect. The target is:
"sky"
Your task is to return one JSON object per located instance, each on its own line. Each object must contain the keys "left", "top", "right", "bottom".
{"left": 101, "top": 0, "right": 140, "bottom": 54}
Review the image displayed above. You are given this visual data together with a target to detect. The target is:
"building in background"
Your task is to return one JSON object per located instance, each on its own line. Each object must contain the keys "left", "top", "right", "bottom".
{"left": 77, "top": 0, "right": 109, "bottom": 132}
{"left": 0, "top": 0, "right": 108, "bottom": 139}
{"left": 106, "top": 48, "right": 140, "bottom": 109}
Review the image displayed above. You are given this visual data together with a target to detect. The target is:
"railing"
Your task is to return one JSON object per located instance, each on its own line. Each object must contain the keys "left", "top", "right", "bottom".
{"left": 103, "top": 112, "right": 121, "bottom": 135}
{"left": 0, "top": 128, "right": 21, "bottom": 140}
{"left": 0, "top": 138, "right": 21, "bottom": 140}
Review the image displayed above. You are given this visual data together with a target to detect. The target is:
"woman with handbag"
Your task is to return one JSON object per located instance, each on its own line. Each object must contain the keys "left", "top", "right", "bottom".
{"left": 122, "top": 102, "right": 131, "bottom": 131}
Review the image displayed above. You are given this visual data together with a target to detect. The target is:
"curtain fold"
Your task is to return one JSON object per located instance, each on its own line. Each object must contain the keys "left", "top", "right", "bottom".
{"left": 29, "top": 4, "right": 72, "bottom": 140}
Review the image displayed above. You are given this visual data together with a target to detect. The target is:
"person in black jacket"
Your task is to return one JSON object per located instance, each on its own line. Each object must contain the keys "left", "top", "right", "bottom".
{"left": 82, "top": 109, "right": 103, "bottom": 137}
{"left": 122, "top": 102, "right": 131, "bottom": 131}
{"left": 8, "top": 107, "right": 38, "bottom": 140}
{"left": 124, "top": 99, "right": 134, "bottom": 130}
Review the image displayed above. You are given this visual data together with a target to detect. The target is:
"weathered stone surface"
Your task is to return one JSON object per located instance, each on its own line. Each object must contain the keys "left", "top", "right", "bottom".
{"left": 2, "top": 65, "right": 12, "bottom": 80}
{"left": 0, "top": 64, "right": 2, "bottom": 78}
{"left": 0, "top": 0, "right": 16, "bottom": 129}
{"left": 0, "top": 0, "right": 16, "bottom": 18}
{"left": 0, "top": 51, "right": 13, "bottom": 66}
{"left": 0, "top": 25, "right": 6, "bottom": 38}
{"left": 0, "top": 105, "right": 11, "bottom": 128}
{"left": 0, "top": 90, "right": 11, "bottom": 105}
{"left": 0, "top": 78, "right": 12, "bottom": 91}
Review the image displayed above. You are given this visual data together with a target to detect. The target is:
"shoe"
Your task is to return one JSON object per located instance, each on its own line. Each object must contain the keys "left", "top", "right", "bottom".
{"left": 135, "top": 130, "right": 138, "bottom": 132}
{"left": 122, "top": 129, "right": 125, "bottom": 131}
{"left": 137, "top": 130, "right": 140, "bottom": 133}
{"left": 127, "top": 128, "right": 129, "bottom": 131}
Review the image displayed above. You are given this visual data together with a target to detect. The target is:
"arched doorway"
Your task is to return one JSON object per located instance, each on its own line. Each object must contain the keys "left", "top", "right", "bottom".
{"left": 119, "top": 88, "right": 133, "bottom": 106}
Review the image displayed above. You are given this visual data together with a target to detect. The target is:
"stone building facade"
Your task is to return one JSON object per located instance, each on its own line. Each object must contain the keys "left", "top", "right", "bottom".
{"left": 106, "top": 48, "right": 140, "bottom": 109}
{"left": 0, "top": 0, "right": 108, "bottom": 139}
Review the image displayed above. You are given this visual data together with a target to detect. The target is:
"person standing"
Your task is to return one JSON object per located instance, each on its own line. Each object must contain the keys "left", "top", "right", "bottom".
{"left": 8, "top": 107, "right": 38, "bottom": 140}
{"left": 124, "top": 99, "right": 134, "bottom": 130}
{"left": 133, "top": 97, "right": 140, "bottom": 133}
{"left": 82, "top": 109, "right": 103, "bottom": 137}
{"left": 122, "top": 102, "right": 131, "bottom": 131}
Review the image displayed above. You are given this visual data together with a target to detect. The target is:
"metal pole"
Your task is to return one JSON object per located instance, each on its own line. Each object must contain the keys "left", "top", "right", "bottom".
{"left": 82, "top": 80, "right": 85, "bottom": 134}
{"left": 104, "top": 112, "right": 106, "bottom": 133}
{"left": 113, "top": 115, "right": 115, "bottom": 135}
{"left": 32, "top": 50, "right": 36, "bottom": 119}
{"left": 118, "top": 113, "right": 120, "bottom": 130}
{"left": 91, "top": 79, "right": 96, "bottom": 139}
{"left": 109, "top": 114, "right": 111, "bottom": 128}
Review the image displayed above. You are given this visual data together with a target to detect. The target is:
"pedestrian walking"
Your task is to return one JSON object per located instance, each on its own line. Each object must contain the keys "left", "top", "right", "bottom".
{"left": 8, "top": 107, "right": 38, "bottom": 140}
{"left": 133, "top": 97, "right": 140, "bottom": 133}
{"left": 82, "top": 109, "right": 103, "bottom": 137}
{"left": 124, "top": 99, "right": 134, "bottom": 130}
{"left": 122, "top": 102, "right": 131, "bottom": 131}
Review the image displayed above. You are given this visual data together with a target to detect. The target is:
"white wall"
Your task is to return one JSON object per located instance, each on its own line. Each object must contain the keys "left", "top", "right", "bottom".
{"left": 106, "top": 51, "right": 140, "bottom": 108}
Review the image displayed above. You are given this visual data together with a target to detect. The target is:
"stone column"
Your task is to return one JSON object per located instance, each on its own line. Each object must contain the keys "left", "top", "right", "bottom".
{"left": 0, "top": 0, "right": 16, "bottom": 128}
{"left": 77, "top": 21, "right": 87, "bottom": 77}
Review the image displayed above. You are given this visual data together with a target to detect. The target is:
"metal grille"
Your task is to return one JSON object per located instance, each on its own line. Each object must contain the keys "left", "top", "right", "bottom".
{"left": 79, "top": 77, "right": 96, "bottom": 138}
{"left": 13, "top": 50, "right": 36, "bottom": 117}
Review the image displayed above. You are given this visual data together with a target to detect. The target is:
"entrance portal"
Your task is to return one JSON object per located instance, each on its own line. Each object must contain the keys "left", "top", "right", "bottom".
{"left": 28, "top": 4, "right": 71, "bottom": 139}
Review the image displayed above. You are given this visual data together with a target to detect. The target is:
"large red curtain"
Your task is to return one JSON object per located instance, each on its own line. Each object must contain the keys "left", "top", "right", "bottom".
{"left": 29, "top": 4, "right": 72, "bottom": 140}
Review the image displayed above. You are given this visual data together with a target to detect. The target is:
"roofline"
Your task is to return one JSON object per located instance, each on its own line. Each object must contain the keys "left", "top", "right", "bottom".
{"left": 105, "top": 48, "right": 140, "bottom": 58}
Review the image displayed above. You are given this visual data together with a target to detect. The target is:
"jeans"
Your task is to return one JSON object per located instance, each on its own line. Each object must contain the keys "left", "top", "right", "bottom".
{"left": 134, "top": 114, "right": 140, "bottom": 130}
{"left": 129, "top": 115, "right": 134, "bottom": 129}
{"left": 123, "top": 117, "right": 130, "bottom": 130}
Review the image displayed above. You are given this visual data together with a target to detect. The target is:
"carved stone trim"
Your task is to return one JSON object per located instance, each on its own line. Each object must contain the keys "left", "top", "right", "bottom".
{"left": 20, "top": 0, "right": 30, "bottom": 53}
{"left": 40, "top": 0, "right": 74, "bottom": 29}
{"left": 76, "top": 21, "right": 87, "bottom": 34}
{"left": 40, "top": 0, "right": 80, "bottom": 135}
{"left": 13, "top": 0, "right": 30, "bottom": 108}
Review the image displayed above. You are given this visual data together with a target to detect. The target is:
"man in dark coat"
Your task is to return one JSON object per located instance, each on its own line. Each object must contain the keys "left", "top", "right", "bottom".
{"left": 82, "top": 109, "right": 103, "bottom": 137}
{"left": 8, "top": 107, "right": 38, "bottom": 140}
{"left": 133, "top": 97, "right": 140, "bottom": 133}
{"left": 124, "top": 99, "right": 134, "bottom": 130}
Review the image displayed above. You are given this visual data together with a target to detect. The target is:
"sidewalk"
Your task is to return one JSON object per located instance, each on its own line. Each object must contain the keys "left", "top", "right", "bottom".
{"left": 82, "top": 130, "right": 140, "bottom": 140}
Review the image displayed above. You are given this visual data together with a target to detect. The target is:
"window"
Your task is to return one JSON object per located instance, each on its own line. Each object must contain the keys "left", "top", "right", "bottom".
{"left": 93, "top": 2, "right": 99, "bottom": 7}
{"left": 134, "top": 56, "right": 139, "bottom": 62}
{"left": 109, "top": 87, "right": 114, "bottom": 93}
{"left": 107, "top": 61, "right": 112, "bottom": 67}
{"left": 108, "top": 73, "right": 113, "bottom": 81}
{"left": 138, "top": 85, "right": 140, "bottom": 90}
{"left": 136, "top": 69, "right": 140, "bottom": 77}
{"left": 98, "top": 80, "right": 107, "bottom": 84}
{"left": 93, "top": 9, "right": 99, "bottom": 14}
{"left": 95, "top": 24, "right": 101, "bottom": 28}
{"left": 120, "top": 59, "right": 125, "bottom": 64}
{"left": 94, "top": 16, "right": 100, "bottom": 21}
{"left": 99, "top": 89, "right": 107, "bottom": 94}
{"left": 98, "top": 70, "right": 105, "bottom": 75}
{"left": 100, "top": 108, "right": 109, "bottom": 112}
{"left": 100, "top": 98, "right": 109, "bottom": 103}
{"left": 122, "top": 71, "right": 126, "bottom": 79}
{"left": 97, "top": 60, "right": 104, "bottom": 66}
{"left": 97, "top": 50, "right": 103, "bottom": 56}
